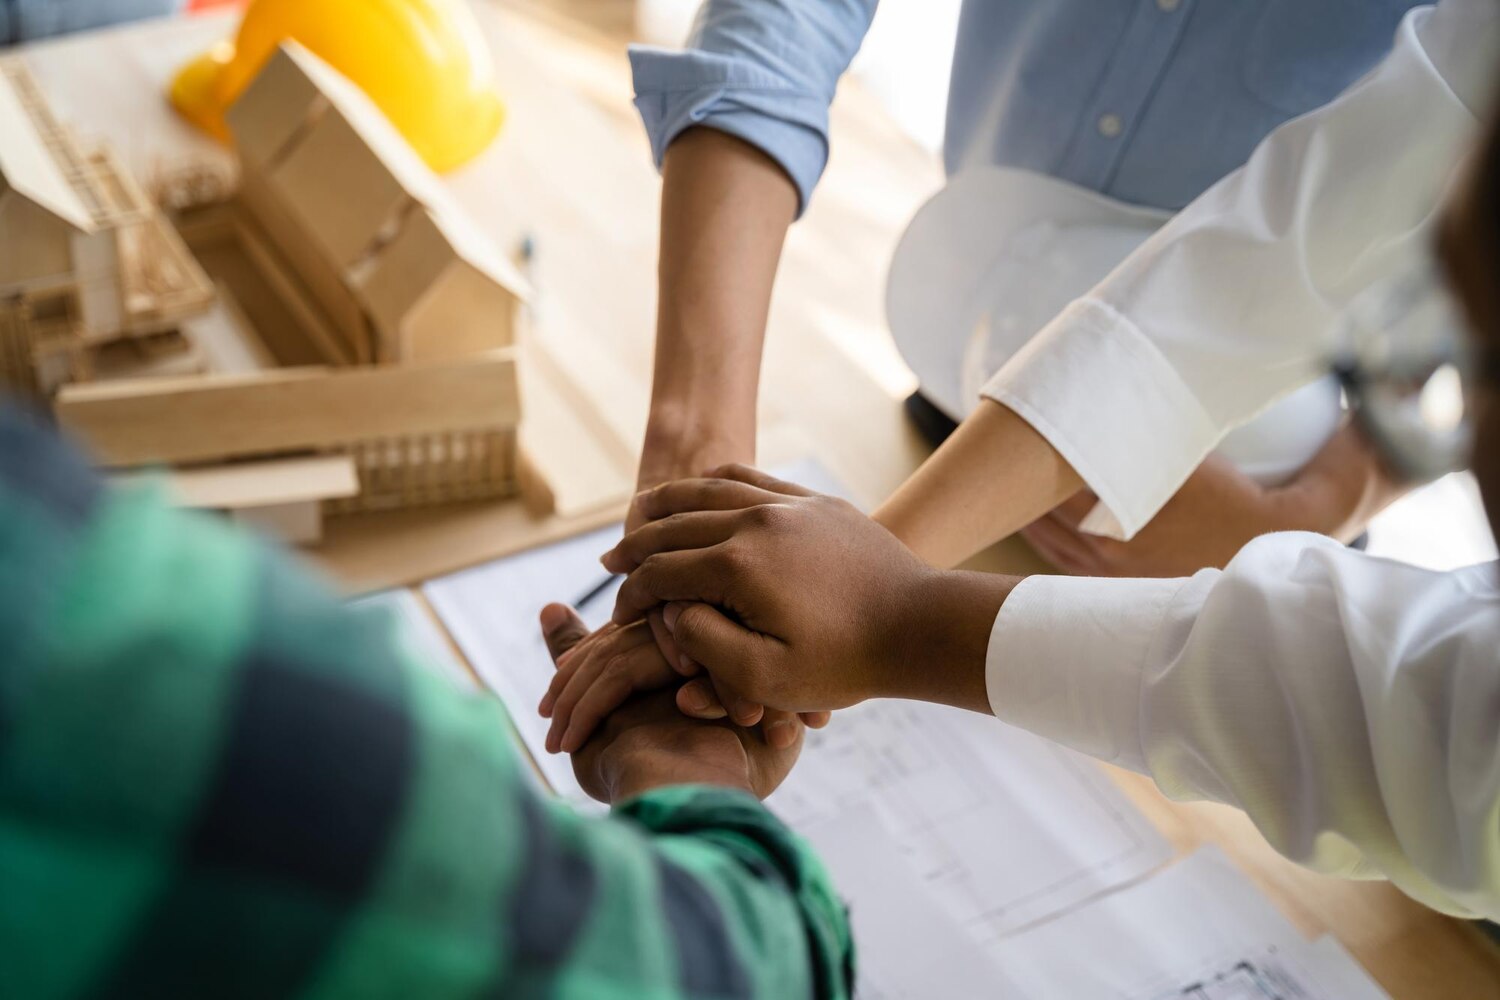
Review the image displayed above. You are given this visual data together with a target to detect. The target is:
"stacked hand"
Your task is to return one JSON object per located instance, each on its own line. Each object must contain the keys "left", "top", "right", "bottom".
{"left": 540, "top": 603, "right": 802, "bottom": 802}
{"left": 540, "top": 465, "right": 1000, "bottom": 757}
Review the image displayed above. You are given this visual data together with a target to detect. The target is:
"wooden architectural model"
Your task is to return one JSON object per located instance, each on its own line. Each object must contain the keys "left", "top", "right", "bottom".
{"left": 0, "top": 59, "right": 214, "bottom": 398}
{"left": 4, "top": 44, "right": 534, "bottom": 544}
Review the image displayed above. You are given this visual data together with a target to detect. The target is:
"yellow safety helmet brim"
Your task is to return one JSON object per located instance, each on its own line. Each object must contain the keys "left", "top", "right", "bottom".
{"left": 167, "top": 0, "right": 506, "bottom": 173}
{"left": 169, "top": 41, "right": 237, "bottom": 144}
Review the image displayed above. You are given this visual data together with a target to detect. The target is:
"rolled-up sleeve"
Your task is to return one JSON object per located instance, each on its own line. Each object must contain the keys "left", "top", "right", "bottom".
{"left": 982, "top": 0, "right": 1500, "bottom": 539}
{"left": 988, "top": 534, "right": 1500, "bottom": 920}
{"left": 629, "top": 0, "right": 879, "bottom": 214}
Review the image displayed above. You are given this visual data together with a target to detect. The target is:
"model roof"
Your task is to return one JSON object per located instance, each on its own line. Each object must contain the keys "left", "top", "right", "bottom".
{"left": 0, "top": 63, "right": 95, "bottom": 233}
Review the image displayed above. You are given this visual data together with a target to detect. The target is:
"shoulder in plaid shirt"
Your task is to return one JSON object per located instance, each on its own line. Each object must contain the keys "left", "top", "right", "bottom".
{"left": 0, "top": 405, "right": 853, "bottom": 999}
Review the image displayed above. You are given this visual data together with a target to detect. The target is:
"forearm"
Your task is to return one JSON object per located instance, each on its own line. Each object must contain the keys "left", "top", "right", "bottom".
{"left": 643, "top": 128, "right": 799, "bottom": 486}
{"left": 881, "top": 567, "right": 1022, "bottom": 716}
{"left": 1272, "top": 422, "right": 1409, "bottom": 542}
{"left": 875, "top": 399, "right": 1082, "bottom": 567}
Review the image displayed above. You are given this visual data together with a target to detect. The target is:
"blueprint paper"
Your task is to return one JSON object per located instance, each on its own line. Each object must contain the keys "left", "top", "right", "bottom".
{"left": 988, "top": 848, "right": 1388, "bottom": 1000}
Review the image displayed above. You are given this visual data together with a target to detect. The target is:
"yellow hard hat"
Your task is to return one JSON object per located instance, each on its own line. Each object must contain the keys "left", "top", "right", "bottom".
{"left": 170, "top": 0, "right": 504, "bottom": 172}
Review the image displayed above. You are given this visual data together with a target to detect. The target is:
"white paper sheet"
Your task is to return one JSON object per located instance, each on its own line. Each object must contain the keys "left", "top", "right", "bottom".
{"left": 988, "top": 849, "right": 1388, "bottom": 1000}
{"left": 800, "top": 806, "right": 1023, "bottom": 999}
{"left": 767, "top": 699, "right": 1171, "bottom": 940}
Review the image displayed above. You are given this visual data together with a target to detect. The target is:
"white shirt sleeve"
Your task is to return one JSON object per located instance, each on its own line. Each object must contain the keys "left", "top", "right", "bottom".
{"left": 981, "top": 0, "right": 1500, "bottom": 540}
{"left": 986, "top": 534, "right": 1500, "bottom": 920}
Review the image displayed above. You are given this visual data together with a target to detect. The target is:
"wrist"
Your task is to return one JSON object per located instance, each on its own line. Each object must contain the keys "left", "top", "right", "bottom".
{"left": 878, "top": 568, "right": 1015, "bottom": 715}
{"left": 640, "top": 401, "right": 754, "bottom": 489}
{"left": 604, "top": 742, "right": 755, "bottom": 803}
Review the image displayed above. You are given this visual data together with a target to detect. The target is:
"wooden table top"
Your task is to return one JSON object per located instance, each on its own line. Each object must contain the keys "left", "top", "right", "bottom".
{"left": 16, "top": 5, "right": 1499, "bottom": 995}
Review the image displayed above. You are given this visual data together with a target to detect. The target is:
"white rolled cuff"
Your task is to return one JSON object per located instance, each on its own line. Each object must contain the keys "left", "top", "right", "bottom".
{"left": 981, "top": 298, "right": 1220, "bottom": 540}
{"left": 986, "top": 573, "right": 1189, "bottom": 772}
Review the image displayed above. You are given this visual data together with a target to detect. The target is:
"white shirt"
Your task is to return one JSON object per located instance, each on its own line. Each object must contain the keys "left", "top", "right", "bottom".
{"left": 982, "top": 0, "right": 1500, "bottom": 540}
{"left": 981, "top": 0, "right": 1500, "bottom": 918}
{"left": 988, "top": 534, "right": 1500, "bottom": 919}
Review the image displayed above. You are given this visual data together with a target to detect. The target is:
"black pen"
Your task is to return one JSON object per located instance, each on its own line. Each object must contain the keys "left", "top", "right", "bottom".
{"left": 573, "top": 573, "right": 620, "bottom": 611}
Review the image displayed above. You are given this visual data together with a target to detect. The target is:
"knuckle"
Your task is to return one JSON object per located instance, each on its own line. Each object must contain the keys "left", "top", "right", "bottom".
{"left": 746, "top": 503, "right": 781, "bottom": 531}
{"left": 600, "top": 652, "right": 631, "bottom": 680}
{"left": 637, "top": 553, "right": 666, "bottom": 581}
{"left": 673, "top": 604, "right": 707, "bottom": 643}
{"left": 714, "top": 544, "right": 746, "bottom": 577}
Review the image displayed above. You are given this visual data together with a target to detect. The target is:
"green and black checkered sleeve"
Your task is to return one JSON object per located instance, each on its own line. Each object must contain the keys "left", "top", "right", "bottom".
{"left": 0, "top": 406, "right": 853, "bottom": 1000}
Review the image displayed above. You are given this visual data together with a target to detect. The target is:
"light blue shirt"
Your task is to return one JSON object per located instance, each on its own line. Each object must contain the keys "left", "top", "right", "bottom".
{"left": 630, "top": 0, "right": 1421, "bottom": 215}
{"left": 1, "top": 0, "right": 181, "bottom": 45}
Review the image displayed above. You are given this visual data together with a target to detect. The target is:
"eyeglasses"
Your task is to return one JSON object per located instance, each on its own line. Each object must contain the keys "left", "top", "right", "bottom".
{"left": 1331, "top": 264, "right": 1498, "bottom": 483}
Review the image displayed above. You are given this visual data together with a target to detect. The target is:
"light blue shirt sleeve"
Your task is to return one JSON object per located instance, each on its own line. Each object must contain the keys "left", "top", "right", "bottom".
{"left": 629, "top": 0, "right": 879, "bottom": 216}
{"left": 2, "top": 0, "right": 183, "bottom": 44}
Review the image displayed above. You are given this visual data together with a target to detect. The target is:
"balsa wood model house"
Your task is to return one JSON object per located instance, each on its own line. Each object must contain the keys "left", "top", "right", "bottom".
{"left": 0, "top": 59, "right": 214, "bottom": 397}
{"left": 36, "top": 43, "right": 534, "bottom": 543}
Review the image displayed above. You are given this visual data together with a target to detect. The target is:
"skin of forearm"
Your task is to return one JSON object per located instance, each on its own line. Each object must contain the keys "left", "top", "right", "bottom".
{"left": 875, "top": 399, "right": 1083, "bottom": 568}
{"left": 880, "top": 567, "right": 1021, "bottom": 716}
{"left": 1271, "top": 422, "right": 1411, "bottom": 542}
{"left": 643, "top": 128, "right": 799, "bottom": 486}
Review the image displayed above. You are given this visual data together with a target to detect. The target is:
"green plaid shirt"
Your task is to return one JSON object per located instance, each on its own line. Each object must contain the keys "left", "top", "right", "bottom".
{"left": 0, "top": 406, "right": 853, "bottom": 999}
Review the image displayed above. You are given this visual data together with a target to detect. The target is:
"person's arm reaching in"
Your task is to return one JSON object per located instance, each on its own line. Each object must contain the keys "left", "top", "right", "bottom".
{"left": 640, "top": 127, "right": 797, "bottom": 495}
{"left": 877, "top": 0, "right": 1500, "bottom": 568}
{"left": 1021, "top": 422, "right": 1407, "bottom": 578}
{"left": 631, "top": 0, "right": 879, "bottom": 492}
{"left": 565, "top": 466, "right": 1500, "bottom": 920}
{"left": 0, "top": 410, "right": 852, "bottom": 1000}
{"left": 628, "top": 1, "right": 877, "bottom": 714}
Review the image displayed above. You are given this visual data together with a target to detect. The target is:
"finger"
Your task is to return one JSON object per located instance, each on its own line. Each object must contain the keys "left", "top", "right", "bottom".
{"left": 799, "top": 710, "right": 832, "bottom": 729}
{"left": 543, "top": 633, "right": 613, "bottom": 752}
{"left": 647, "top": 609, "right": 696, "bottom": 677}
{"left": 677, "top": 668, "right": 765, "bottom": 727}
{"left": 665, "top": 602, "right": 765, "bottom": 678}
{"left": 540, "top": 604, "right": 589, "bottom": 664}
{"left": 632, "top": 478, "right": 790, "bottom": 523}
{"left": 714, "top": 680, "right": 765, "bottom": 727}
{"left": 676, "top": 677, "right": 729, "bottom": 720}
{"left": 545, "top": 623, "right": 654, "bottom": 749}
{"left": 667, "top": 602, "right": 776, "bottom": 725}
{"left": 556, "top": 643, "right": 677, "bottom": 754}
{"left": 602, "top": 510, "right": 744, "bottom": 573}
{"left": 539, "top": 639, "right": 584, "bottom": 717}
{"left": 759, "top": 708, "right": 801, "bottom": 750}
{"left": 704, "top": 463, "right": 818, "bottom": 497}
{"left": 611, "top": 548, "right": 731, "bottom": 626}
{"left": 1051, "top": 490, "right": 1101, "bottom": 528}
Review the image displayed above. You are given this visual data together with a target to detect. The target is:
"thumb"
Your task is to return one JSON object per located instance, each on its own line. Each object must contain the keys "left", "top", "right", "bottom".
{"left": 664, "top": 602, "right": 760, "bottom": 674}
{"left": 540, "top": 603, "right": 589, "bottom": 665}
{"left": 664, "top": 602, "right": 773, "bottom": 714}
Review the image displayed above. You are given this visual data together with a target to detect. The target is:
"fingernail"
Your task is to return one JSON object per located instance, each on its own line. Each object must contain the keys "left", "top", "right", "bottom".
{"left": 539, "top": 604, "right": 568, "bottom": 633}
{"left": 682, "top": 685, "right": 710, "bottom": 711}
{"left": 767, "top": 722, "right": 795, "bottom": 749}
{"left": 663, "top": 603, "right": 681, "bottom": 632}
{"left": 679, "top": 654, "right": 697, "bottom": 674}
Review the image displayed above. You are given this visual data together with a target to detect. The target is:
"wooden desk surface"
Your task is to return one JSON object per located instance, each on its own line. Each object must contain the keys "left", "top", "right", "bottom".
{"left": 18, "top": 5, "right": 1499, "bottom": 996}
